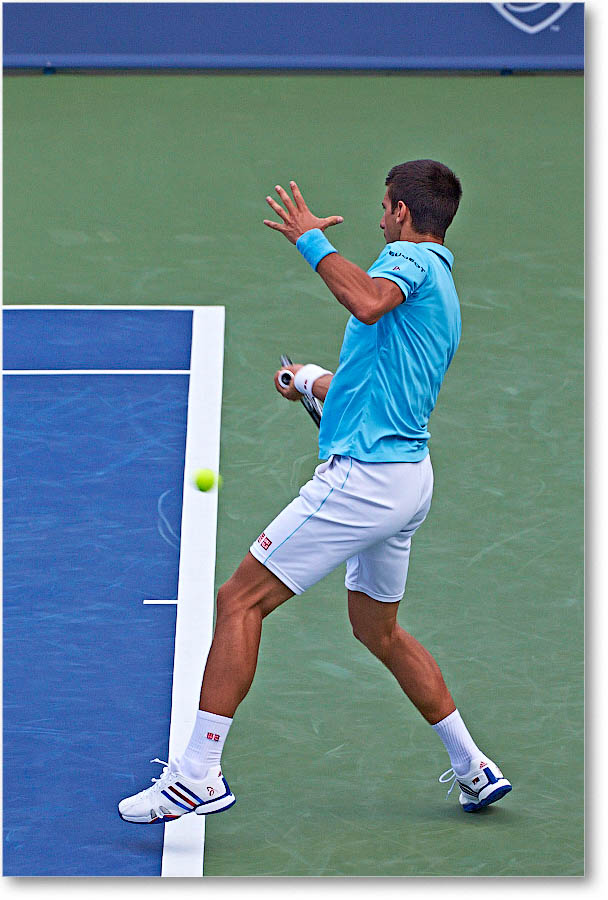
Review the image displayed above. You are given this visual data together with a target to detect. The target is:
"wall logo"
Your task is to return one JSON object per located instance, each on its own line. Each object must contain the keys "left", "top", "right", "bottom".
{"left": 492, "top": 3, "right": 573, "bottom": 35}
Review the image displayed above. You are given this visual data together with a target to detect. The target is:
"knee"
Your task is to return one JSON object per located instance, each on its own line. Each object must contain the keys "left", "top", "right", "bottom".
{"left": 215, "top": 579, "right": 255, "bottom": 620}
{"left": 350, "top": 620, "right": 394, "bottom": 662}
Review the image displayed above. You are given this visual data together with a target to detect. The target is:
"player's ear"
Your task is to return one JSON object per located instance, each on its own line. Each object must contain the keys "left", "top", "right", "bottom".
{"left": 397, "top": 201, "right": 410, "bottom": 224}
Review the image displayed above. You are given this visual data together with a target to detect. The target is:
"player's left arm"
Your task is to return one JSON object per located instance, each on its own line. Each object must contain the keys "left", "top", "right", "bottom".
{"left": 264, "top": 182, "right": 403, "bottom": 325}
{"left": 316, "top": 256, "right": 403, "bottom": 325}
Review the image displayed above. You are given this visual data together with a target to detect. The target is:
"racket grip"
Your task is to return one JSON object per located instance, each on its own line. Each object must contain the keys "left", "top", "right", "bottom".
{"left": 279, "top": 368, "right": 294, "bottom": 387}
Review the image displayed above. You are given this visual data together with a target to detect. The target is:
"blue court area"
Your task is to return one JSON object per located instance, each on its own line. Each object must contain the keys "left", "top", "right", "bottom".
{"left": 3, "top": 309, "right": 194, "bottom": 875}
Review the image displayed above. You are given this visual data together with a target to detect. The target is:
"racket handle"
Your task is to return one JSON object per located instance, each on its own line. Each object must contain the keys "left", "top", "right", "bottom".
{"left": 279, "top": 368, "right": 294, "bottom": 387}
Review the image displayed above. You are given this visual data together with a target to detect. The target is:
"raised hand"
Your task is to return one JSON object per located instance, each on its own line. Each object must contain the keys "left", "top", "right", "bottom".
{"left": 263, "top": 181, "right": 343, "bottom": 244}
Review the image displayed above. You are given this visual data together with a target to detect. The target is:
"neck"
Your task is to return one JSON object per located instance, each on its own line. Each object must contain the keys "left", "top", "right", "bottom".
{"left": 399, "top": 225, "right": 443, "bottom": 244}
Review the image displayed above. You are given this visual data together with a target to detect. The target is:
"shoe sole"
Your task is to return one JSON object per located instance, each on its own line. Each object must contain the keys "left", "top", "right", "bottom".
{"left": 195, "top": 794, "right": 236, "bottom": 816}
{"left": 462, "top": 783, "right": 512, "bottom": 813}
{"left": 119, "top": 794, "right": 236, "bottom": 824}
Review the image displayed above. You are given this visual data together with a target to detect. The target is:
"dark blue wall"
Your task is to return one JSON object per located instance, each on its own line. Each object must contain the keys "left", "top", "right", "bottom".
{"left": 3, "top": 2, "right": 584, "bottom": 70}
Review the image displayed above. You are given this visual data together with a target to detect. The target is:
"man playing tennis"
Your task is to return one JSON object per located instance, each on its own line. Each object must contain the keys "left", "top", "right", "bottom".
{"left": 119, "top": 160, "right": 511, "bottom": 824}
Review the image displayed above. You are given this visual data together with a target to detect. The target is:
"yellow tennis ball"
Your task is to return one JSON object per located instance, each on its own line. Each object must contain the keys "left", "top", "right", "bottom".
{"left": 193, "top": 468, "right": 221, "bottom": 492}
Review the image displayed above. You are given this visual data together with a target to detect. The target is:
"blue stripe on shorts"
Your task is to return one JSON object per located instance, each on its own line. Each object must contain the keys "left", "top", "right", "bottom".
{"left": 265, "top": 458, "right": 353, "bottom": 564}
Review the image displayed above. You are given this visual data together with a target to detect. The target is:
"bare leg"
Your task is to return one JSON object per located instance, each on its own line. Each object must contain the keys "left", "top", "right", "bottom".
{"left": 199, "top": 552, "right": 294, "bottom": 717}
{"left": 348, "top": 590, "right": 455, "bottom": 725}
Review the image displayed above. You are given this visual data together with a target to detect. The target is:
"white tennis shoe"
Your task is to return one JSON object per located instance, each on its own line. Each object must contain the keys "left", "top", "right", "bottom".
{"left": 118, "top": 758, "right": 236, "bottom": 824}
{"left": 439, "top": 756, "right": 512, "bottom": 812}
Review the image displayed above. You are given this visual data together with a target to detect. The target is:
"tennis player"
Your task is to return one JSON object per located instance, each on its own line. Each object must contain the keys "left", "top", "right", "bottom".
{"left": 119, "top": 160, "right": 511, "bottom": 824}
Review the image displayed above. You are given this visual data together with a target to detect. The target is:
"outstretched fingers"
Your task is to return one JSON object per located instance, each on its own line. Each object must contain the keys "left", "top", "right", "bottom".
{"left": 263, "top": 180, "right": 343, "bottom": 239}
{"left": 289, "top": 180, "right": 307, "bottom": 211}
{"left": 265, "top": 195, "right": 289, "bottom": 221}
{"left": 274, "top": 184, "right": 296, "bottom": 213}
{"left": 321, "top": 215, "right": 345, "bottom": 229}
{"left": 263, "top": 218, "right": 286, "bottom": 232}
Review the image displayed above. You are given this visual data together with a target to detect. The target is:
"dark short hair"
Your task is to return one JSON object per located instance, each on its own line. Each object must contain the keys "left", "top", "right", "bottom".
{"left": 385, "top": 160, "right": 462, "bottom": 240}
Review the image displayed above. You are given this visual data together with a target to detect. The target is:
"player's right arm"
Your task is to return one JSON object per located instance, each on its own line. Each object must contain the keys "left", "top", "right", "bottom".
{"left": 310, "top": 373, "right": 332, "bottom": 402}
{"left": 274, "top": 365, "right": 333, "bottom": 402}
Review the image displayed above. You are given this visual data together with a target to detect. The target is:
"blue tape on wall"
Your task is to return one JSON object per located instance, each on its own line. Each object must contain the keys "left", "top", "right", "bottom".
{"left": 2, "top": 2, "right": 584, "bottom": 70}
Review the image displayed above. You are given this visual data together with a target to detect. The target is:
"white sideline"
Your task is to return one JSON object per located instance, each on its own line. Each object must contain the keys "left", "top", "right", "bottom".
{"left": 160, "top": 306, "right": 225, "bottom": 878}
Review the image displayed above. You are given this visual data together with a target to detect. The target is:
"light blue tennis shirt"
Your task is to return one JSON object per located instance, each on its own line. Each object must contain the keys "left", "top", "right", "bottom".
{"left": 318, "top": 240, "right": 461, "bottom": 462}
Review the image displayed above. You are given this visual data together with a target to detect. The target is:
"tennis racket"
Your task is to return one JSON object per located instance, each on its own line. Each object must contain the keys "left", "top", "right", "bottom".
{"left": 279, "top": 354, "right": 323, "bottom": 429}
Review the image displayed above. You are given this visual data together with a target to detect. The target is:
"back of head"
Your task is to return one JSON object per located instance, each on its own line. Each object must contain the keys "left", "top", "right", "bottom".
{"left": 385, "top": 160, "right": 462, "bottom": 241}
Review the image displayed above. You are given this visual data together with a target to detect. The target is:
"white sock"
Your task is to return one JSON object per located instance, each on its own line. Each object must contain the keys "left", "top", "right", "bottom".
{"left": 179, "top": 710, "right": 233, "bottom": 780}
{"left": 432, "top": 709, "right": 482, "bottom": 775}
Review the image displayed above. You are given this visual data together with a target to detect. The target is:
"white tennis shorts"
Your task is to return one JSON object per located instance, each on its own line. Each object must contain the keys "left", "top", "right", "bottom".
{"left": 249, "top": 454, "right": 433, "bottom": 603}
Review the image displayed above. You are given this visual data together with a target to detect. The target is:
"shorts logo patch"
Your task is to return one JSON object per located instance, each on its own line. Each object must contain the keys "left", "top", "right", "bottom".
{"left": 207, "top": 732, "right": 220, "bottom": 741}
{"left": 257, "top": 532, "right": 272, "bottom": 550}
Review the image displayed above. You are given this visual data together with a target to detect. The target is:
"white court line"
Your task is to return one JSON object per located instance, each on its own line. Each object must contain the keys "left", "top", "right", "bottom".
{"left": 160, "top": 306, "right": 225, "bottom": 878}
{"left": 4, "top": 305, "right": 224, "bottom": 311}
{"left": 2, "top": 370, "right": 189, "bottom": 375}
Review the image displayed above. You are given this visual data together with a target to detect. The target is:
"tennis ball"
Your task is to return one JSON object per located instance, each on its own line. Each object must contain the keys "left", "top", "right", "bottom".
{"left": 193, "top": 469, "right": 222, "bottom": 492}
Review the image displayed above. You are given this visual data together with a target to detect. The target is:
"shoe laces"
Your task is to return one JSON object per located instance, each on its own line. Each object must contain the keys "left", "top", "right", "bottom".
{"left": 149, "top": 758, "right": 174, "bottom": 785}
{"left": 129, "top": 759, "right": 176, "bottom": 800}
{"left": 439, "top": 767, "right": 458, "bottom": 798}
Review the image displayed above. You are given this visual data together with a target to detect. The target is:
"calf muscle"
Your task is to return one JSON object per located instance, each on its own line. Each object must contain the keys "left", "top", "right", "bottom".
{"left": 198, "top": 553, "right": 293, "bottom": 717}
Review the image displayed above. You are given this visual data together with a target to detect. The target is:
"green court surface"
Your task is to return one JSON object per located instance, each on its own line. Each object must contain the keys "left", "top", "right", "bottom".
{"left": 3, "top": 73, "right": 583, "bottom": 876}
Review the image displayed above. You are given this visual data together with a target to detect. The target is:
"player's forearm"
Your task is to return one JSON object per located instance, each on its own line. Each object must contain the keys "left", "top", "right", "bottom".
{"left": 316, "top": 254, "right": 381, "bottom": 325}
{"left": 311, "top": 373, "right": 332, "bottom": 402}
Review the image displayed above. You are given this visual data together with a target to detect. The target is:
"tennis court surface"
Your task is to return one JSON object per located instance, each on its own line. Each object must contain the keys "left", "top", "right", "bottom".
{"left": 3, "top": 307, "right": 224, "bottom": 875}
{"left": 3, "top": 71, "right": 583, "bottom": 877}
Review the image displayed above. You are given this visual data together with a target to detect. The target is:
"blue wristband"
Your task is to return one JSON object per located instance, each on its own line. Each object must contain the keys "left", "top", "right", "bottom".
{"left": 296, "top": 229, "right": 337, "bottom": 271}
